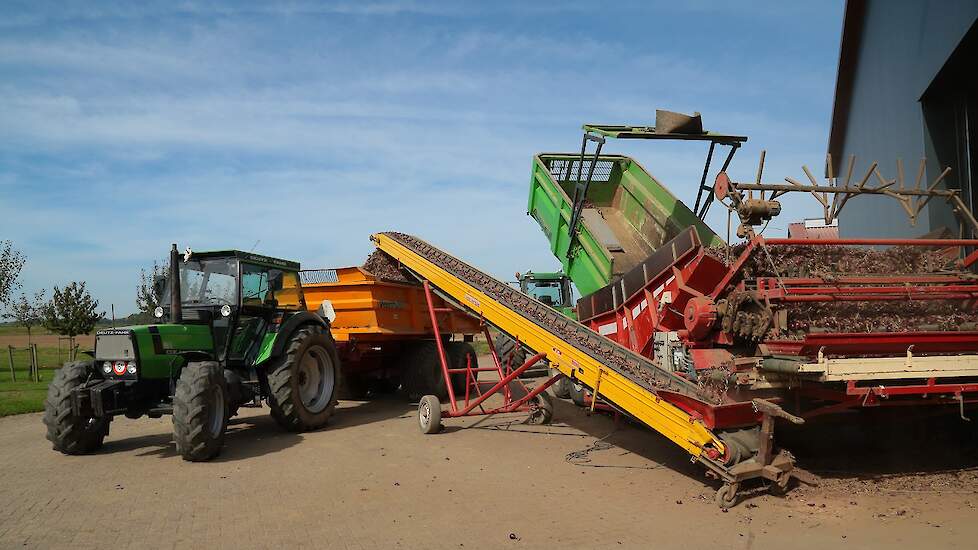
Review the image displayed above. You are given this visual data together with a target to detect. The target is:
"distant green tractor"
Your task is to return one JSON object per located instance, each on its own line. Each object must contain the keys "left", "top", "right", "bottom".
{"left": 514, "top": 271, "right": 575, "bottom": 318}
{"left": 43, "top": 245, "right": 341, "bottom": 461}
{"left": 492, "top": 271, "right": 576, "bottom": 386}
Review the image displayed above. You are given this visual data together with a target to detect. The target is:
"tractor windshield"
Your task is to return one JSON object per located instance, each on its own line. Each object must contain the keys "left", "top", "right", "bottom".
{"left": 164, "top": 257, "right": 239, "bottom": 306}
{"left": 524, "top": 279, "right": 566, "bottom": 307}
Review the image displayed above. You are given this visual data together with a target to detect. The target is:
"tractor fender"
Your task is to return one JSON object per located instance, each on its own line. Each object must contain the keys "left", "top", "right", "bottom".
{"left": 268, "top": 311, "right": 330, "bottom": 360}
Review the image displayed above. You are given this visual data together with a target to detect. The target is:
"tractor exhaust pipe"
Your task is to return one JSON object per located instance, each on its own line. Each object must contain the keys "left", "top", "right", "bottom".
{"left": 169, "top": 243, "right": 182, "bottom": 323}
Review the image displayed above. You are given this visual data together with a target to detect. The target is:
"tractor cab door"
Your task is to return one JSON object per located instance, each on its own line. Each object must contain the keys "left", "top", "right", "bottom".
{"left": 228, "top": 263, "right": 305, "bottom": 365}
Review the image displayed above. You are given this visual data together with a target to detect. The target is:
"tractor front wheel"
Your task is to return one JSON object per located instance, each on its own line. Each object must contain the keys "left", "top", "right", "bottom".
{"left": 268, "top": 325, "right": 341, "bottom": 432}
{"left": 173, "top": 361, "right": 229, "bottom": 462}
{"left": 43, "top": 361, "right": 110, "bottom": 455}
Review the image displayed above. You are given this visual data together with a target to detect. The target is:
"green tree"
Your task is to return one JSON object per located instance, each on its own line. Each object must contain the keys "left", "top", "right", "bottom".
{"left": 0, "top": 240, "right": 26, "bottom": 306}
{"left": 136, "top": 257, "right": 167, "bottom": 322}
{"left": 3, "top": 290, "right": 46, "bottom": 347}
{"left": 42, "top": 282, "right": 104, "bottom": 360}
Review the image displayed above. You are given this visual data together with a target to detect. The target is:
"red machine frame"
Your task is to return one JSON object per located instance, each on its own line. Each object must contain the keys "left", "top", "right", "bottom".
{"left": 419, "top": 281, "right": 561, "bottom": 428}
{"left": 576, "top": 230, "right": 978, "bottom": 427}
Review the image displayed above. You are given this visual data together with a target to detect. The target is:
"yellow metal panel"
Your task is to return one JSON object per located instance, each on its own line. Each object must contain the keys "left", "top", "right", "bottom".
{"left": 372, "top": 233, "right": 723, "bottom": 458}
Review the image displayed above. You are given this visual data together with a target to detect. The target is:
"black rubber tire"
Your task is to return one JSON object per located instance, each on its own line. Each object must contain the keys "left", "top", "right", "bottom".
{"left": 550, "top": 368, "right": 572, "bottom": 399}
{"left": 445, "top": 342, "right": 478, "bottom": 396}
{"left": 418, "top": 395, "right": 442, "bottom": 434}
{"left": 401, "top": 341, "right": 456, "bottom": 400}
{"left": 267, "top": 325, "right": 342, "bottom": 432}
{"left": 526, "top": 389, "right": 554, "bottom": 425}
{"left": 399, "top": 342, "right": 436, "bottom": 399}
{"left": 43, "top": 361, "right": 109, "bottom": 455}
{"left": 173, "top": 361, "right": 229, "bottom": 462}
{"left": 494, "top": 333, "right": 527, "bottom": 370}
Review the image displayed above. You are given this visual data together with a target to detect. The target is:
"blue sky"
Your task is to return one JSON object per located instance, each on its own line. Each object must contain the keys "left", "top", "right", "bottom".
{"left": 0, "top": 1, "right": 844, "bottom": 315}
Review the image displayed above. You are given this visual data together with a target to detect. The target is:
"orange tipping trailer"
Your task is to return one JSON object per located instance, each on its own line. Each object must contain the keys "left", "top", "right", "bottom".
{"left": 300, "top": 266, "right": 482, "bottom": 398}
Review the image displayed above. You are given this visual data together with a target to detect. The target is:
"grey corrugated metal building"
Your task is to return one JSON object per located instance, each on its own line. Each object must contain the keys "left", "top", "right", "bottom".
{"left": 829, "top": 0, "right": 978, "bottom": 238}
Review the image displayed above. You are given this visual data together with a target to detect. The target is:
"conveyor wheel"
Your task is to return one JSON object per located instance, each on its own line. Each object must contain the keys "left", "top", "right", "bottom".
{"left": 418, "top": 395, "right": 442, "bottom": 434}
{"left": 769, "top": 471, "right": 791, "bottom": 495}
{"left": 715, "top": 483, "right": 739, "bottom": 509}
{"left": 526, "top": 390, "right": 554, "bottom": 425}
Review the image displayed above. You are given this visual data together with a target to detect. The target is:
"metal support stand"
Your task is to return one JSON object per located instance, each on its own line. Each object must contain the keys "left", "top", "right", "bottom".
{"left": 714, "top": 398, "right": 805, "bottom": 509}
{"left": 416, "top": 281, "right": 563, "bottom": 433}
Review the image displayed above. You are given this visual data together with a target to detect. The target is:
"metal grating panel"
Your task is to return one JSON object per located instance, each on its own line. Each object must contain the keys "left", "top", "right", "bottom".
{"left": 547, "top": 159, "right": 614, "bottom": 183}
{"left": 299, "top": 269, "right": 339, "bottom": 285}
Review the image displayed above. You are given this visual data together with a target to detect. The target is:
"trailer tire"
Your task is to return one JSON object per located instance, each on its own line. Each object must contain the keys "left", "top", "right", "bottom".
{"left": 268, "top": 325, "right": 341, "bottom": 432}
{"left": 418, "top": 395, "right": 442, "bottom": 434}
{"left": 43, "top": 361, "right": 109, "bottom": 455}
{"left": 445, "top": 342, "right": 478, "bottom": 396}
{"left": 173, "top": 361, "right": 228, "bottom": 462}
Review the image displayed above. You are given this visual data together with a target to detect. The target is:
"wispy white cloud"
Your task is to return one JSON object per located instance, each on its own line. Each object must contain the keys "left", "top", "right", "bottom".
{"left": 0, "top": 0, "right": 844, "bottom": 314}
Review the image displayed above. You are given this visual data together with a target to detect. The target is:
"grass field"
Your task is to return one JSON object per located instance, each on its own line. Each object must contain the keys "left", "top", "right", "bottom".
{"left": 0, "top": 325, "right": 91, "bottom": 416}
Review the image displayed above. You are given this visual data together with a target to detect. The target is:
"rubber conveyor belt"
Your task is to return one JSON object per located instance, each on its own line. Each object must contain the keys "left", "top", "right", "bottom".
{"left": 372, "top": 232, "right": 728, "bottom": 464}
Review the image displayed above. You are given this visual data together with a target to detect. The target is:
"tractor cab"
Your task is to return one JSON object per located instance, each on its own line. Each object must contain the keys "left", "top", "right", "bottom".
{"left": 515, "top": 271, "right": 575, "bottom": 317}
{"left": 156, "top": 249, "right": 308, "bottom": 366}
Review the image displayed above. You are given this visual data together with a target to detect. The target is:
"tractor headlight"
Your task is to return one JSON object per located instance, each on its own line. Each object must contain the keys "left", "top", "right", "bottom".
{"left": 221, "top": 304, "right": 231, "bottom": 317}
{"left": 126, "top": 362, "right": 137, "bottom": 375}
{"left": 102, "top": 362, "right": 112, "bottom": 374}
{"left": 154, "top": 306, "right": 164, "bottom": 318}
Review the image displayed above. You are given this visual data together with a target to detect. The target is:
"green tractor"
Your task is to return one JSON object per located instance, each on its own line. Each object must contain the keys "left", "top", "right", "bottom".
{"left": 492, "top": 271, "right": 576, "bottom": 387}
{"left": 514, "top": 271, "right": 575, "bottom": 318}
{"left": 42, "top": 244, "right": 342, "bottom": 461}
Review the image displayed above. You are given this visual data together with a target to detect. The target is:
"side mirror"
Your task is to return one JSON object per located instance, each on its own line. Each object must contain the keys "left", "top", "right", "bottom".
{"left": 153, "top": 275, "right": 167, "bottom": 298}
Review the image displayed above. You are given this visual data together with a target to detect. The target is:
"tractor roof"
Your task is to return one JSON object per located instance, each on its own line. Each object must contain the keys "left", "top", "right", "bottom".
{"left": 523, "top": 271, "right": 566, "bottom": 280}
{"left": 190, "top": 250, "right": 300, "bottom": 270}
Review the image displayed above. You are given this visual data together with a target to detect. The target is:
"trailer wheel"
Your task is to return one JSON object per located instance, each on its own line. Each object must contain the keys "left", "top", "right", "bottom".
{"left": 173, "top": 361, "right": 228, "bottom": 462}
{"left": 268, "top": 325, "right": 342, "bottom": 432}
{"left": 526, "top": 389, "right": 554, "bottom": 425}
{"left": 43, "top": 361, "right": 110, "bottom": 455}
{"left": 715, "top": 483, "right": 740, "bottom": 509}
{"left": 445, "top": 342, "right": 478, "bottom": 396}
{"left": 418, "top": 395, "right": 442, "bottom": 434}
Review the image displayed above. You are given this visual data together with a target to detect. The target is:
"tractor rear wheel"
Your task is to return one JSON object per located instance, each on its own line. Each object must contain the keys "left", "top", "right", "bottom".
{"left": 267, "top": 325, "right": 341, "bottom": 432}
{"left": 401, "top": 341, "right": 459, "bottom": 400}
{"left": 173, "top": 361, "right": 229, "bottom": 461}
{"left": 569, "top": 381, "right": 587, "bottom": 407}
{"left": 494, "top": 333, "right": 527, "bottom": 371}
{"left": 43, "top": 361, "right": 110, "bottom": 455}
